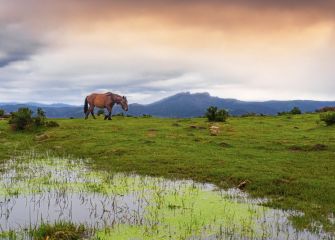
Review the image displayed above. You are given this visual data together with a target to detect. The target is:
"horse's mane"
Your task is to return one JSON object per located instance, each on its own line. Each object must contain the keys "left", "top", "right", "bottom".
{"left": 104, "top": 92, "right": 124, "bottom": 103}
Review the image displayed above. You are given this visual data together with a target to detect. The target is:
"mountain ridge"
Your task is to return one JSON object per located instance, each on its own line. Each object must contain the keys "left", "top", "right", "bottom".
{"left": 1, "top": 92, "right": 335, "bottom": 118}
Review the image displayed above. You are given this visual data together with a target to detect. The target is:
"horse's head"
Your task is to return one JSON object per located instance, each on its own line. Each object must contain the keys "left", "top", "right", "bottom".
{"left": 120, "top": 96, "right": 128, "bottom": 111}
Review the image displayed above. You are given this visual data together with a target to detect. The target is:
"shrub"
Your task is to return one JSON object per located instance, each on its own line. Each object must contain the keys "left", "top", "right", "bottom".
{"left": 9, "top": 108, "right": 33, "bottom": 130}
{"left": 277, "top": 111, "right": 288, "bottom": 116}
{"left": 290, "top": 107, "right": 302, "bottom": 115}
{"left": 142, "top": 114, "right": 152, "bottom": 118}
{"left": 206, "top": 106, "right": 229, "bottom": 122}
{"left": 320, "top": 112, "right": 335, "bottom": 126}
{"left": 9, "top": 107, "right": 51, "bottom": 131}
{"left": 114, "top": 112, "right": 125, "bottom": 117}
{"left": 97, "top": 109, "right": 105, "bottom": 116}
{"left": 34, "top": 108, "right": 46, "bottom": 127}
{"left": 316, "top": 106, "right": 335, "bottom": 113}
{"left": 0, "top": 109, "right": 4, "bottom": 117}
{"left": 46, "top": 121, "right": 60, "bottom": 128}
{"left": 241, "top": 112, "right": 257, "bottom": 117}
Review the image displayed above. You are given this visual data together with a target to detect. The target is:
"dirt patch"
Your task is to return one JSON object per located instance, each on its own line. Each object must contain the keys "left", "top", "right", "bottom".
{"left": 288, "top": 145, "right": 304, "bottom": 151}
{"left": 111, "top": 148, "right": 127, "bottom": 156}
{"left": 219, "top": 142, "right": 232, "bottom": 148}
{"left": 143, "top": 140, "right": 155, "bottom": 144}
{"left": 288, "top": 144, "right": 327, "bottom": 152}
{"left": 273, "top": 177, "right": 295, "bottom": 185}
{"left": 310, "top": 144, "right": 327, "bottom": 151}
{"left": 147, "top": 129, "right": 158, "bottom": 137}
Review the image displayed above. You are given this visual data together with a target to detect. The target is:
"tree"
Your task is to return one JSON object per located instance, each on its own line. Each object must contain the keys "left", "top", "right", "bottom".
{"left": 290, "top": 107, "right": 302, "bottom": 115}
{"left": 206, "top": 106, "right": 218, "bottom": 121}
{"left": 0, "top": 109, "right": 4, "bottom": 117}
{"left": 205, "top": 106, "right": 229, "bottom": 122}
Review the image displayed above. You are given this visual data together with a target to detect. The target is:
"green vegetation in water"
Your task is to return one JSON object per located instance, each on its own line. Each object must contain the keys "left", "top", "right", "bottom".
{"left": 30, "top": 222, "right": 87, "bottom": 240}
{"left": 0, "top": 153, "right": 333, "bottom": 239}
{"left": 0, "top": 113, "right": 334, "bottom": 234}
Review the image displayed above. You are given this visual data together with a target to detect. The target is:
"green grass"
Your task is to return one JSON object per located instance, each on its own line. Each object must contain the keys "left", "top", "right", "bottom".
{"left": 0, "top": 114, "right": 334, "bottom": 232}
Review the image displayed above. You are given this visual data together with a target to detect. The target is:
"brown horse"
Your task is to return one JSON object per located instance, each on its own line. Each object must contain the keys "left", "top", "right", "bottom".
{"left": 84, "top": 92, "right": 128, "bottom": 120}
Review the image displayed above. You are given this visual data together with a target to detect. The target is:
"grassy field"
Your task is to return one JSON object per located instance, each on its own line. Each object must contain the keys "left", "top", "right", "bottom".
{"left": 0, "top": 114, "right": 334, "bottom": 232}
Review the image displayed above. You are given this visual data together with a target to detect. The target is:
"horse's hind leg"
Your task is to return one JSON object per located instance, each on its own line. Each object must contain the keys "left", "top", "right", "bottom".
{"left": 90, "top": 106, "right": 96, "bottom": 119}
{"left": 85, "top": 106, "right": 90, "bottom": 119}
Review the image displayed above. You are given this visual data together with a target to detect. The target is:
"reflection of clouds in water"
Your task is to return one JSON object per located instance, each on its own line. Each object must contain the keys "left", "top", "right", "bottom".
{"left": 0, "top": 154, "right": 332, "bottom": 239}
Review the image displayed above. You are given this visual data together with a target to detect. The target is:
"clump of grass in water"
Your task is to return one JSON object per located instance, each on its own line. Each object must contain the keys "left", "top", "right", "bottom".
{"left": 30, "top": 221, "right": 88, "bottom": 240}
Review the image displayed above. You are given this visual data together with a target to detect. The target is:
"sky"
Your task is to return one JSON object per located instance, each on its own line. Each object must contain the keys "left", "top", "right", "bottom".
{"left": 0, "top": 0, "right": 334, "bottom": 105}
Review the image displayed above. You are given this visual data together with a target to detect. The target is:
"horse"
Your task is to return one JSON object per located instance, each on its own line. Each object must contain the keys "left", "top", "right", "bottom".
{"left": 84, "top": 92, "right": 128, "bottom": 120}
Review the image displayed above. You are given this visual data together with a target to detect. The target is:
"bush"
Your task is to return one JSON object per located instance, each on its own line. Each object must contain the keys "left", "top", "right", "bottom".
{"left": 206, "top": 106, "right": 229, "bottom": 122}
{"left": 114, "top": 112, "right": 125, "bottom": 117}
{"left": 97, "top": 109, "right": 105, "bottom": 116}
{"left": 34, "top": 108, "right": 46, "bottom": 127}
{"left": 46, "top": 121, "right": 60, "bottom": 128}
{"left": 320, "top": 112, "right": 335, "bottom": 126}
{"left": 9, "top": 107, "right": 51, "bottom": 131}
{"left": 9, "top": 108, "right": 33, "bottom": 130}
{"left": 0, "top": 109, "right": 4, "bottom": 117}
{"left": 241, "top": 112, "right": 257, "bottom": 117}
{"left": 316, "top": 106, "right": 335, "bottom": 113}
{"left": 290, "top": 107, "right": 302, "bottom": 115}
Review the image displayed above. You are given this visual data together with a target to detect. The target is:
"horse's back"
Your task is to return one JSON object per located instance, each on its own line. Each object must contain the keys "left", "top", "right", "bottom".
{"left": 87, "top": 93, "right": 109, "bottom": 108}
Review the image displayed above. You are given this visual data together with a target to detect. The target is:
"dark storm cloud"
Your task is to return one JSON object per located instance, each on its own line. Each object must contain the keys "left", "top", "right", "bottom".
{"left": 0, "top": 24, "right": 44, "bottom": 68}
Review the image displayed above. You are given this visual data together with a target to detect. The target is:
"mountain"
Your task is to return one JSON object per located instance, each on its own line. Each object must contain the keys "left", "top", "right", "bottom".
{"left": 124, "top": 92, "right": 335, "bottom": 117}
{"left": 1, "top": 92, "right": 335, "bottom": 118}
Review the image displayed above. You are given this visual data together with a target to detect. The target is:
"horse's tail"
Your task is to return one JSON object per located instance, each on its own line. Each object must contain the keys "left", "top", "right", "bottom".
{"left": 84, "top": 97, "right": 88, "bottom": 114}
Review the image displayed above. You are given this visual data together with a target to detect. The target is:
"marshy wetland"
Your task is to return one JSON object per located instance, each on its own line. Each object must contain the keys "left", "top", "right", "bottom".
{"left": 0, "top": 114, "right": 334, "bottom": 239}
{"left": 0, "top": 153, "right": 333, "bottom": 239}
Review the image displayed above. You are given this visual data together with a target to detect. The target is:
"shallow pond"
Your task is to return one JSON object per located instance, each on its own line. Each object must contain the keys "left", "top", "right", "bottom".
{"left": 0, "top": 153, "right": 333, "bottom": 239}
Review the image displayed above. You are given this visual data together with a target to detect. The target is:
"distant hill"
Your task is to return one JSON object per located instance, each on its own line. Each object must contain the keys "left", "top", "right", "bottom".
{"left": 1, "top": 92, "right": 335, "bottom": 118}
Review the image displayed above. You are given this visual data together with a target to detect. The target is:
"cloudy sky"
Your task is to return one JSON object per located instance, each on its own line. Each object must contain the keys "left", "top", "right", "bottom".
{"left": 0, "top": 0, "right": 334, "bottom": 105}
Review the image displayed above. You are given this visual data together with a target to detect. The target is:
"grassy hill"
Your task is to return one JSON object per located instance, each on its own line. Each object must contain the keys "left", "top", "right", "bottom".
{"left": 0, "top": 114, "right": 334, "bottom": 232}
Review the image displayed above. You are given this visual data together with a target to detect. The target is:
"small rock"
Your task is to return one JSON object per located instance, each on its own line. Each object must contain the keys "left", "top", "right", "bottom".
{"left": 209, "top": 126, "right": 220, "bottom": 136}
{"left": 237, "top": 180, "right": 249, "bottom": 190}
{"left": 35, "top": 134, "right": 49, "bottom": 141}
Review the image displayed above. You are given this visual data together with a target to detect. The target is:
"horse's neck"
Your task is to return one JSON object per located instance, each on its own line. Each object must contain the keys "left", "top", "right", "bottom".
{"left": 111, "top": 94, "right": 122, "bottom": 104}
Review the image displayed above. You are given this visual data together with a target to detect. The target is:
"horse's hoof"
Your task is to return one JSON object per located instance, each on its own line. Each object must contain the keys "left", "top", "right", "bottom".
{"left": 108, "top": 118, "right": 112, "bottom": 120}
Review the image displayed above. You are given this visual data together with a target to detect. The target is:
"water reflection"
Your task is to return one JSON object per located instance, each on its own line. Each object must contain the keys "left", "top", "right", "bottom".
{"left": 0, "top": 154, "right": 333, "bottom": 240}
